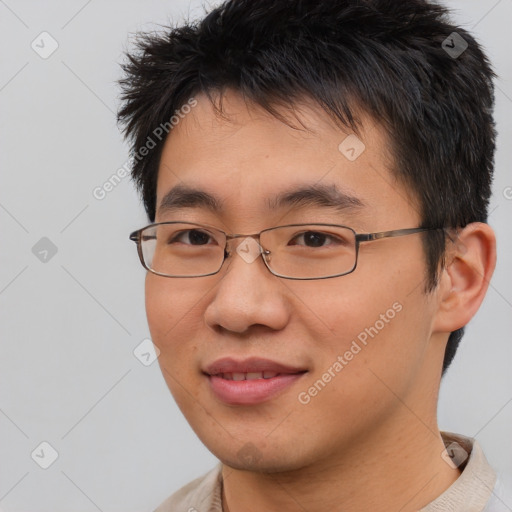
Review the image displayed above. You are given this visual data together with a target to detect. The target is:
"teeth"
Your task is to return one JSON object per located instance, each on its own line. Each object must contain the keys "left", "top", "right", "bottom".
{"left": 246, "top": 372, "right": 262, "bottom": 380}
{"left": 220, "top": 371, "right": 280, "bottom": 380}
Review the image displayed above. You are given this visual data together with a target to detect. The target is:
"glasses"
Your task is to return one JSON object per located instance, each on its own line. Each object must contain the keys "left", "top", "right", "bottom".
{"left": 129, "top": 222, "right": 442, "bottom": 280}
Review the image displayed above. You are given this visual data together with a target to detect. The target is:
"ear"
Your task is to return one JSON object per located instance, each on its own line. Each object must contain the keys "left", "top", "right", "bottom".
{"left": 432, "top": 222, "right": 496, "bottom": 333}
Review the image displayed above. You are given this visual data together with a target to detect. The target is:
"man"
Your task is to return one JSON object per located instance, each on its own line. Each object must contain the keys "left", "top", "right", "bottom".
{"left": 118, "top": 0, "right": 506, "bottom": 510}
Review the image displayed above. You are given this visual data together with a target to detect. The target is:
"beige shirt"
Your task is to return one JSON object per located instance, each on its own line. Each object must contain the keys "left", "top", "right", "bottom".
{"left": 154, "top": 432, "right": 507, "bottom": 512}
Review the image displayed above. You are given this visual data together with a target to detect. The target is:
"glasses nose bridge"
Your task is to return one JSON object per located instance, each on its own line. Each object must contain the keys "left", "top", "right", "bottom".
{"left": 225, "top": 231, "right": 263, "bottom": 247}
{"left": 224, "top": 232, "right": 272, "bottom": 262}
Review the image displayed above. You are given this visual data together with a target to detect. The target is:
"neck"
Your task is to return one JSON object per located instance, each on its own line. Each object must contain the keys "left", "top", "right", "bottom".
{"left": 221, "top": 418, "right": 461, "bottom": 512}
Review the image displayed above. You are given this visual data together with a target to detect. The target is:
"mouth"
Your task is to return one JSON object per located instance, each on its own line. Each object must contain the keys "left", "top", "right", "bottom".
{"left": 203, "top": 357, "right": 308, "bottom": 405}
{"left": 215, "top": 371, "right": 283, "bottom": 380}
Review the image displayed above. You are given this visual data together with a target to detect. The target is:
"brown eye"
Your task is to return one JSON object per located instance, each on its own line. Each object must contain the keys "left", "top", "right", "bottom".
{"left": 289, "top": 231, "right": 348, "bottom": 248}
{"left": 169, "top": 229, "right": 214, "bottom": 245}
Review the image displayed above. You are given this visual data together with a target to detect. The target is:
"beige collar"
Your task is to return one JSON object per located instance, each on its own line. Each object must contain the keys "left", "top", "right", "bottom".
{"left": 420, "top": 432, "right": 496, "bottom": 511}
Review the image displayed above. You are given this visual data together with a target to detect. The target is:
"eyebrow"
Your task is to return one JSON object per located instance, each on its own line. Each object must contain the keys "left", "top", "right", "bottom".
{"left": 157, "top": 183, "right": 365, "bottom": 217}
{"left": 158, "top": 184, "right": 222, "bottom": 215}
{"left": 268, "top": 183, "right": 365, "bottom": 213}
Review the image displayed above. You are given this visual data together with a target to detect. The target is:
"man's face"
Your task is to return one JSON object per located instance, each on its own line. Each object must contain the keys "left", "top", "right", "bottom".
{"left": 146, "top": 91, "right": 441, "bottom": 471}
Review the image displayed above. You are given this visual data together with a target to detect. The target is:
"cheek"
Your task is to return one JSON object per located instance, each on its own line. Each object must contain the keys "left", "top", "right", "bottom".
{"left": 145, "top": 275, "right": 203, "bottom": 375}
{"left": 293, "top": 270, "right": 404, "bottom": 347}
{"left": 145, "top": 277, "right": 172, "bottom": 345}
{"left": 145, "top": 275, "right": 206, "bottom": 410}
{"left": 293, "top": 293, "right": 430, "bottom": 441}
{"left": 145, "top": 274, "right": 203, "bottom": 341}
{"left": 301, "top": 257, "right": 433, "bottom": 384}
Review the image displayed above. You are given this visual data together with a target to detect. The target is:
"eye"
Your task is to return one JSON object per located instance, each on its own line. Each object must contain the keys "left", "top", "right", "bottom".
{"left": 289, "top": 231, "right": 344, "bottom": 248}
{"left": 168, "top": 229, "right": 215, "bottom": 246}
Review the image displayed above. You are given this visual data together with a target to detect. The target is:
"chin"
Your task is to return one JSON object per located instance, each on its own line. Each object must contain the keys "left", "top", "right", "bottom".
{"left": 221, "top": 455, "right": 302, "bottom": 474}
{"left": 205, "top": 437, "right": 312, "bottom": 474}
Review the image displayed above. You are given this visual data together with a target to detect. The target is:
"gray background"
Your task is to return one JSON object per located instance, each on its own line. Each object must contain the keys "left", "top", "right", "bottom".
{"left": 0, "top": 1, "right": 511, "bottom": 510}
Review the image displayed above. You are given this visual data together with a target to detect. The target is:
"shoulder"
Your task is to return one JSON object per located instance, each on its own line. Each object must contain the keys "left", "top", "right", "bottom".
{"left": 483, "top": 473, "right": 512, "bottom": 512}
{"left": 153, "top": 464, "right": 223, "bottom": 512}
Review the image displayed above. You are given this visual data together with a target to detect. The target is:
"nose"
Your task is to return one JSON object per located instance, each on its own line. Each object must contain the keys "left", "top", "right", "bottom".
{"left": 203, "top": 238, "right": 290, "bottom": 334}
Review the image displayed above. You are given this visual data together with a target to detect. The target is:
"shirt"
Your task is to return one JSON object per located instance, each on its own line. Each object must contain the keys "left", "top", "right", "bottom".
{"left": 154, "top": 432, "right": 510, "bottom": 512}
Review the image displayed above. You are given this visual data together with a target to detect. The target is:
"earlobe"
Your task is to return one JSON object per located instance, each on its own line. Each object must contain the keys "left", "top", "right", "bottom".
{"left": 433, "top": 222, "right": 496, "bottom": 333}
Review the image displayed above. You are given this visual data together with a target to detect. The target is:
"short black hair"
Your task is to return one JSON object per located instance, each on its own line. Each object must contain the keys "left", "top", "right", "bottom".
{"left": 117, "top": 0, "right": 496, "bottom": 375}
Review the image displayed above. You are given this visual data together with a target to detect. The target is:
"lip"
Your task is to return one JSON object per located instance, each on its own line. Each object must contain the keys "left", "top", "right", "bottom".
{"left": 204, "top": 357, "right": 306, "bottom": 375}
{"left": 203, "top": 357, "right": 308, "bottom": 405}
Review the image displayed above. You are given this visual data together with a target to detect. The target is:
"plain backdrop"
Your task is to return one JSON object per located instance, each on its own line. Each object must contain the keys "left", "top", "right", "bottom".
{"left": 0, "top": 1, "right": 511, "bottom": 510}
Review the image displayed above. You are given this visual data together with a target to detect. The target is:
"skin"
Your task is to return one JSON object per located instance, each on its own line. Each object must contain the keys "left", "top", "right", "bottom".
{"left": 145, "top": 90, "right": 496, "bottom": 512}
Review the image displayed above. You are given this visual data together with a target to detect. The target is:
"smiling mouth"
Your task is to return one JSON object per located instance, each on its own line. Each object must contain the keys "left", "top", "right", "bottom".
{"left": 204, "top": 359, "right": 308, "bottom": 405}
{"left": 217, "top": 371, "right": 281, "bottom": 380}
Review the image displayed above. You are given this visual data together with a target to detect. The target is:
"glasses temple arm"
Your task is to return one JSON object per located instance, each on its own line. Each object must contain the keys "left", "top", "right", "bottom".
{"left": 356, "top": 227, "right": 443, "bottom": 243}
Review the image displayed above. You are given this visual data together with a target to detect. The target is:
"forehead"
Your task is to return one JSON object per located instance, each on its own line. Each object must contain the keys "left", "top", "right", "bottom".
{"left": 155, "top": 91, "right": 419, "bottom": 228}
